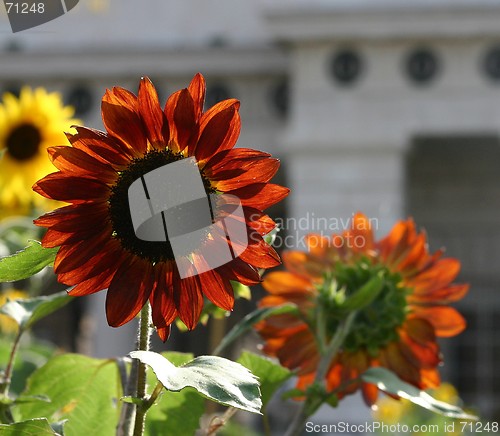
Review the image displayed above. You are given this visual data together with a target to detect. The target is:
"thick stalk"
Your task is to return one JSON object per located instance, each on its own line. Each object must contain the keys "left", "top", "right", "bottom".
{"left": 283, "top": 311, "right": 357, "bottom": 436}
{"left": 132, "top": 303, "right": 152, "bottom": 436}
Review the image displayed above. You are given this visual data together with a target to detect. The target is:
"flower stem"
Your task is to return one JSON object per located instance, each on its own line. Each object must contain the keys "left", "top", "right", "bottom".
{"left": 0, "top": 330, "right": 23, "bottom": 398}
{"left": 283, "top": 311, "right": 357, "bottom": 436}
{"left": 132, "top": 302, "right": 152, "bottom": 436}
{"left": 0, "top": 330, "right": 22, "bottom": 424}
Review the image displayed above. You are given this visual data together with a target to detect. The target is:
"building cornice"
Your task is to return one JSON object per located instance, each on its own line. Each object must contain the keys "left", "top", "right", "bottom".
{"left": 265, "top": 5, "right": 500, "bottom": 42}
{"left": 0, "top": 45, "right": 288, "bottom": 81}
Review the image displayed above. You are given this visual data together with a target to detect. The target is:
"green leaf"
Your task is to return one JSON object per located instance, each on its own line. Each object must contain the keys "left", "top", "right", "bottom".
{"left": 340, "top": 274, "right": 384, "bottom": 311}
{"left": 231, "top": 281, "right": 251, "bottom": 300}
{"left": 213, "top": 304, "right": 299, "bottom": 355}
{"left": 0, "top": 241, "right": 58, "bottom": 283}
{"left": 16, "top": 354, "right": 121, "bottom": 436}
{"left": 145, "top": 352, "right": 205, "bottom": 436}
{"left": 361, "top": 367, "right": 478, "bottom": 420}
{"left": 1, "top": 394, "right": 50, "bottom": 406}
{"left": 0, "top": 418, "right": 58, "bottom": 435}
{"left": 237, "top": 351, "right": 292, "bottom": 409}
{"left": 0, "top": 290, "right": 73, "bottom": 332}
{"left": 0, "top": 337, "right": 55, "bottom": 395}
{"left": 130, "top": 351, "right": 262, "bottom": 414}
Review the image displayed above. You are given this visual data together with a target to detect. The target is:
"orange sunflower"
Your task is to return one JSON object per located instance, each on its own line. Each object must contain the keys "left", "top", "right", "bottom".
{"left": 256, "top": 212, "right": 468, "bottom": 406}
{"left": 33, "top": 74, "right": 288, "bottom": 340}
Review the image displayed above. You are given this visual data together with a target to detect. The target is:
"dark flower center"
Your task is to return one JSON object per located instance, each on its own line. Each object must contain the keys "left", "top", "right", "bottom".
{"left": 108, "top": 149, "right": 214, "bottom": 263}
{"left": 320, "top": 258, "right": 409, "bottom": 357}
{"left": 6, "top": 123, "right": 42, "bottom": 161}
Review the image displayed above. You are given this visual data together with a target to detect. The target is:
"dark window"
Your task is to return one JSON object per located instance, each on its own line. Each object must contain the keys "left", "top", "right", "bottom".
{"left": 329, "top": 50, "right": 363, "bottom": 86}
{"left": 269, "top": 79, "right": 289, "bottom": 118}
{"left": 483, "top": 47, "right": 500, "bottom": 81}
{"left": 205, "top": 83, "right": 232, "bottom": 109}
{"left": 405, "top": 49, "right": 439, "bottom": 85}
{"left": 66, "top": 86, "right": 94, "bottom": 117}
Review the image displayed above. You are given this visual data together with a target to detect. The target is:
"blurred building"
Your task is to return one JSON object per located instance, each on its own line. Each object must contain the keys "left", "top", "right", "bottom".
{"left": 1, "top": 0, "right": 500, "bottom": 426}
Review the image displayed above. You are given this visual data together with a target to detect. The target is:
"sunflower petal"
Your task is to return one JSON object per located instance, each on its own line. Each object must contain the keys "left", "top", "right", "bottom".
{"left": 106, "top": 257, "right": 154, "bottom": 327}
{"left": 138, "top": 77, "right": 167, "bottom": 147}
{"left": 413, "top": 307, "right": 466, "bottom": 337}
{"left": 195, "top": 101, "right": 240, "bottom": 161}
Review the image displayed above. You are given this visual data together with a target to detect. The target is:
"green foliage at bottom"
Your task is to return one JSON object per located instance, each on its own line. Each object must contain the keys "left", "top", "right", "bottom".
{"left": 15, "top": 354, "right": 121, "bottom": 436}
{"left": 145, "top": 352, "right": 205, "bottom": 436}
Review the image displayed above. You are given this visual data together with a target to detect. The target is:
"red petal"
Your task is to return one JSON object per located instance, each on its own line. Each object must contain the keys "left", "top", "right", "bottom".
{"left": 33, "top": 173, "right": 110, "bottom": 203}
{"left": 409, "top": 259, "right": 462, "bottom": 294}
{"left": 398, "top": 328, "right": 441, "bottom": 369}
{"left": 68, "top": 265, "right": 117, "bottom": 297}
{"left": 262, "top": 271, "right": 313, "bottom": 296}
{"left": 102, "top": 86, "right": 137, "bottom": 111}
{"left": 282, "top": 251, "right": 325, "bottom": 280}
{"left": 41, "top": 228, "right": 96, "bottom": 248}
{"left": 48, "top": 146, "right": 117, "bottom": 183}
{"left": 187, "top": 73, "right": 206, "bottom": 121}
{"left": 213, "top": 158, "right": 280, "bottom": 191}
{"left": 343, "top": 212, "right": 375, "bottom": 252}
{"left": 305, "top": 234, "right": 331, "bottom": 257}
{"left": 203, "top": 148, "right": 271, "bottom": 173}
{"left": 413, "top": 307, "right": 466, "bottom": 337}
{"left": 195, "top": 100, "right": 240, "bottom": 161}
{"left": 57, "top": 239, "right": 124, "bottom": 285}
{"left": 244, "top": 207, "right": 276, "bottom": 235}
{"left": 238, "top": 230, "right": 281, "bottom": 269}
{"left": 409, "top": 283, "right": 469, "bottom": 304}
{"left": 197, "top": 267, "right": 234, "bottom": 311}
{"left": 225, "top": 183, "right": 290, "bottom": 210}
{"left": 68, "top": 126, "right": 133, "bottom": 167}
{"left": 173, "top": 261, "right": 204, "bottom": 330}
{"left": 138, "top": 77, "right": 167, "bottom": 147}
{"left": 102, "top": 91, "right": 147, "bottom": 155}
{"left": 106, "top": 257, "right": 154, "bottom": 327}
{"left": 165, "top": 88, "right": 197, "bottom": 152}
{"left": 156, "top": 325, "right": 172, "bottom": 342}
{"left": 53, "top": 229, "right": 112, "bottom": 273}
{"left": 36, "top": 202, "right": 109, "bottom": 233}
{"left": 381, "top": 342, "right": 422, "bottom": 387}
{"left": 215, "top": 257, "right": 261, "bottom": 285}
{"left": 150, "top": 263, "right": 177, "bottom": 329}
{"left": 362, "top": 382, "right": 379, "bottom": 406}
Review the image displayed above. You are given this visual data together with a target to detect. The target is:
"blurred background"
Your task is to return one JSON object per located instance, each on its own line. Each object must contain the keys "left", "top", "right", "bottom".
{"left": 1, "top": 0, "right": 500, "bottom": 434}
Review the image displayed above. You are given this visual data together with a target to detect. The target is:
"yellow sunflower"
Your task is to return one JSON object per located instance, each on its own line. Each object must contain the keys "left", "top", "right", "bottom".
{"left": 0, "top": 87, "right": 79, "bottom": 216}
{"left": 0, "top": 288, "right": 28, "bottom": 335}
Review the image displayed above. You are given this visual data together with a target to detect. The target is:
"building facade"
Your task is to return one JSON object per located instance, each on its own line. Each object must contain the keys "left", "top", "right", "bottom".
{"left": 1, "top": 0, "right": 499, "bottom": 422}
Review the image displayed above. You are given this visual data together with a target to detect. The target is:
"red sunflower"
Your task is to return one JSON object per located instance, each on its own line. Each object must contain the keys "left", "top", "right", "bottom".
{"left": 256, "top": 212, "right": 468, "bottom": 406}
{"left": 33, "top": 74, "right": 289, "bottom": 340}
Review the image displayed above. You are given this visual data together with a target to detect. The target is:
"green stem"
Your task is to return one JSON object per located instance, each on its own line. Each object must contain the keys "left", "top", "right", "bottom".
{"left": 0, "top": 329, "right": 23, "bottom": 398}
{"left": 143, "top": 381, "right": 164, "bottom": 410}
{"left": 132, "top": 302, "right": 152, "bottom": 436}
{"left": 283, "top": 311, "right": 357, "bottom": 436}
